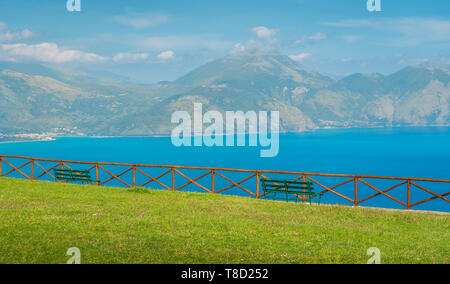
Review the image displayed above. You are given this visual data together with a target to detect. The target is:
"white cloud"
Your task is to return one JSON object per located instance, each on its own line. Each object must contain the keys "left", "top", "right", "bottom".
{"left": 228, "top": 40, "right": 261, "bottom": 54}
{"left": 251, "top": 26, "right": 279, "bottom": 39}
{"left": 324, "top": 18, "right": 450, "bottom": 45}
{"left": 157, "top": 50, "right": 175, "bottom": 60}
{"left": 0, "top": 42, "right": 108, "bottom": 63}
{"left": 0, "top": 22, "right": 36, "bottom": 42}
{"left": 112, "top": 13, "right": 170, "bottom": 29}
{"left": 296, "top": 32, "right": 327, "bottom": 45}
{"left": 289, "top": 53, "right": 310, "bottom": 62}
{"left": 0, "top": 42, "right": 178, "bottom": 65}
{"left": 230, "top": 43, "right": 247, "bottom": 54}
{"left": 228, "top": 40, "right": 284, "bottom": 56}
{"left": 20, "top": 29, "right": 34, "bottom": 38}
{"left": 113, "top": 52, "right": 149, "bottom": 63}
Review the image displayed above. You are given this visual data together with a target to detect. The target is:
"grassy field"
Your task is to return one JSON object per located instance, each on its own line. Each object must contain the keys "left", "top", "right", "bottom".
{"left": 0, "top": 177, "right": 448, "bottom": 264}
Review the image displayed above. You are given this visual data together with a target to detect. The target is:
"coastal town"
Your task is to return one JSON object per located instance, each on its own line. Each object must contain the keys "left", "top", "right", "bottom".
{"left": 0, "top": 128, "right": 84, "bottom": 143}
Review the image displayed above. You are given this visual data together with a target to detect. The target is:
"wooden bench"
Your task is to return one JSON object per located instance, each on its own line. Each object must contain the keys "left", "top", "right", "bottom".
{"left": 53, "top": 169, "right": 99, "bottom": 184}
{"left": 261, "top": 178, "right": 323, "bottom": 204}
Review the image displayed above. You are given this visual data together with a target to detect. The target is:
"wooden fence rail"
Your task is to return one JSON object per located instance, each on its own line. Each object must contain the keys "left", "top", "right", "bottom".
{"left": 0, "top": 155, "right": 449, "bottom": 210}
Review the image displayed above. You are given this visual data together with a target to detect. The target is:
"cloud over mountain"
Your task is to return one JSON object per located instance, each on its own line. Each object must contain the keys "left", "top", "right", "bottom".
{"left": 289, "top": 53, "right": 310, "bottom": 62}
{"left": 0, "top": 43, "right": 108, "bottom": 63}
{"left": 113, "top": 53, "right": 150, "bottom": 63}
{"left": 157, "top": 50, "right": 175, "bottom": 61}
{"left": 251, "top": 26, "right": 279, "bottom": 39}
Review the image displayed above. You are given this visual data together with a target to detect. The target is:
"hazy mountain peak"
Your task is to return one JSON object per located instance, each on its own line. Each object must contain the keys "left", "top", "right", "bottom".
{"left": 230, "top": 47, "right": 283, "bottom": 58}
{"left": 174, "top": 48, "right": 333, "bottom": 91}
{"left": 367, "top": 73, "right": 385, "bottom": 78}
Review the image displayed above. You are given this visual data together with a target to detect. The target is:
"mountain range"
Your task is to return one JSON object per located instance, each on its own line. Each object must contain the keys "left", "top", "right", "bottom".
{"left": 0, "top": 49, "right": 449, "bottom": 137}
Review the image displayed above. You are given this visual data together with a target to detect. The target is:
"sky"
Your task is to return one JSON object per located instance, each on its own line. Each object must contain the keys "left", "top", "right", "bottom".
{"left": 0, "top": 0, "right": 449, "bottom": 83}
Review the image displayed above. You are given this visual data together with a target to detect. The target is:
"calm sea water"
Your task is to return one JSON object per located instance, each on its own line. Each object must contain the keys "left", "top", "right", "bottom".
{"left": 1, "top": 127, "right": 449, "bottom": 212}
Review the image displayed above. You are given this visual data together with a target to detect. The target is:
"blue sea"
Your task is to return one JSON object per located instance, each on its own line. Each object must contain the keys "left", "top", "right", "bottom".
{"left": 1, "top": 127, "right": 449, "bottom": 212}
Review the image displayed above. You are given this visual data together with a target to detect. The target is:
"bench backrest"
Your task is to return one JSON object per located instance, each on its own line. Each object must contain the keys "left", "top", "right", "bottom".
{"left": 53, "top": 169, "right": 92, "bottom": 180}
{"left": 261, "top": 178, "right": 314, "bottom": 191}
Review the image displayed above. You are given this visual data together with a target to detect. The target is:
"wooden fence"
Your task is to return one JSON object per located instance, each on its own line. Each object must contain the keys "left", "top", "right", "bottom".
{"left": 0, "top": 155, "right": 449, "bottom": 211}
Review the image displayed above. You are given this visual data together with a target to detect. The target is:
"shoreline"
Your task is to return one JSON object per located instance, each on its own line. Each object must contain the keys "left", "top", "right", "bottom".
{"left": 1, "top": 125, "right": 449, "bottom": 144}
{"left": 0, "top": 137, "right": 56, "bottom": 144}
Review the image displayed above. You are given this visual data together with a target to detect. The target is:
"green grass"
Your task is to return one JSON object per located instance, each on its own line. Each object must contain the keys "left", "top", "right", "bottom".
{"left": 0, "top": 177, "right": 448, "bottom": 264}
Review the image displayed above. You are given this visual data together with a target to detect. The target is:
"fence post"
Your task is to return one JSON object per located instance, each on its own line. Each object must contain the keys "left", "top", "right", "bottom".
{"left": 211, "top": 170, "right": 215, "bottom": 193}
{"left": 31, "top": 160, "right": 34, "bottom": 180}
{"left": 354, "top": 178, "right": 358, "bottom": 207}
{"left": 0, "top": 157, "right": 2, "bottom": 177}
{"left": 303, "top": 175, "right": 306, "bottom": 203}
{"left": 172, "top": 168, "right": 175, "bottom": 191}
{"left": 407, "top": 180, "right": 411, "bottom": 210}
{"left": 96, "top": 164, "right": 99, "bottom": 186}
{"left": 133, "top": 166, "right": 136, "bottom": 188}
{"left": 256, "top": 172, "right": 260, "bottom": 199}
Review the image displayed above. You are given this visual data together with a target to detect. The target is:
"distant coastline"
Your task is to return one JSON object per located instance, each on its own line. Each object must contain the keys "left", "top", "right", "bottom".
{"left": 0, "top": 136, "right": 55, "bottom": 144}
{"left": 1, "top": 125, "right": 449, "bottom": 144}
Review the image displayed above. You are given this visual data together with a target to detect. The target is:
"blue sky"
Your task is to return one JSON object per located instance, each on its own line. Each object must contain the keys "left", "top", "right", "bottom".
{"left": 0, "top": 0, "right": 449, "bottom": 83}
